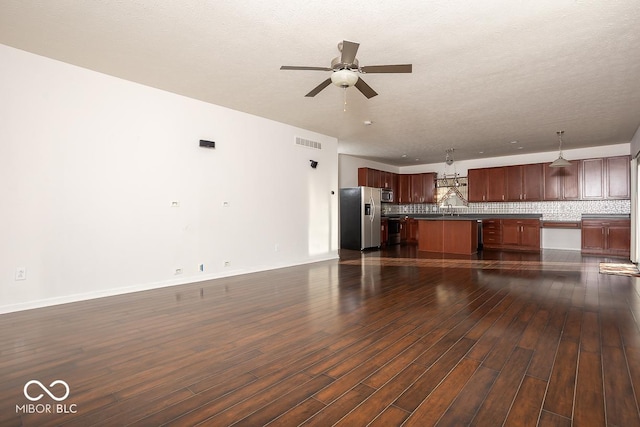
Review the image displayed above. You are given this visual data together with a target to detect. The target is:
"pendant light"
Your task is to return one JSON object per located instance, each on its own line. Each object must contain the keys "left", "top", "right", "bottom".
{"left": 549, "top": 130, "right": 571, "bottom": 168}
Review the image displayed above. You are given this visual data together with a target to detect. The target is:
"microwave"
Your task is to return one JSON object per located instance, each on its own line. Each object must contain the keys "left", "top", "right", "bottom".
{"left": 381, "top": 188, "right": 394, "bottom": 203}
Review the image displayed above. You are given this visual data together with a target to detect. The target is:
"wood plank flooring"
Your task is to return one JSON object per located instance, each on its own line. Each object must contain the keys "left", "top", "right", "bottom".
{"left": 2, "top": 246, "right": 640, "bottom": 426}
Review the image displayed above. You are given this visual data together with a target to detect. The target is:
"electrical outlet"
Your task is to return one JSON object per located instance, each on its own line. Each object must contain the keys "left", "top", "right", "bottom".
{"left": 175, "top": 268, "right": 183, "bottom": 275}
{"left": 224, "top": 261, "right": 230, "bottom": 267}
{"left": 199, "top": 264, "right": 204, "bottom": 272}
{"left": 274, "top": 244, "right": 279, "bottom": 252}
{"left": 15, "top": 267, "right": 26, "bottom": 281}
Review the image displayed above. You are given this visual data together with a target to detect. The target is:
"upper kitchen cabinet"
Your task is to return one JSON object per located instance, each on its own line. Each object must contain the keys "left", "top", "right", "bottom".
{"left": 410, "top": 173, "right": 436, "bottom": 204}
{"left": 398, "top": 174, "right": 412, "bottom": 204}
{"left": 397, "top": 173, "right": 436, "bottom": 204}
{"left": 468, "top": 167, "right": 505, "bottom": 202}
{"left": 607, "top": 156, "right": 631, "bottom": 199}
{"left": 410, "top": 173, "right": 423, "bottom": 203}
{"left": 543, "top": 160, "right": 580, "bottom": 201}
{"left": 380, "top": 170, "right": 396, "bottom": 190}
{"left": 581, "top": 156, "right": 630, "bottom": 200}
{"left": 357, "top": 168, "right": 397, "bottom": 192}
{"left": 505, "top": 163, "right": 543, "bottom": 201}
{"left": 421, "top": 173, "right": 436, "bottom": 203}
{"left": 358, "top": 167, "right": 380, "bottom": 188}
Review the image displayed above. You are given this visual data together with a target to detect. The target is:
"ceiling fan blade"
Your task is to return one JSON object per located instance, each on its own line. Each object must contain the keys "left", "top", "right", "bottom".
{"left": 281, "top": 66, "right": 332, "bottom": 71}
{"left": 355, "top": 78, "right": 378, "bottom": 99}
{"left": 340, "top": 40, "right": 360, "bottom": 65}
{"left": 305, "top": 78, "right": 332, "bottom": 97}
{"left": 360, "top": 64, "right": 413, "bottom": 73}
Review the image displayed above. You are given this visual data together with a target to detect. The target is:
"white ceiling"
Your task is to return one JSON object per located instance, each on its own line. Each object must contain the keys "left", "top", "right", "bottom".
{"left": 1, "top": 0, "right": 639, "bottom": 165}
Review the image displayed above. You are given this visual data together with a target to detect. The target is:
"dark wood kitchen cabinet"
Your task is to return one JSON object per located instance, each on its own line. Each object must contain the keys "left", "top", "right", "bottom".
{"left": 358, "top": 168, "right": 397, "bottom": 192}
{"left": 468, "top": 167, "right": 505, "bottom": 202}
{"left": 381, "top": 218, "right": 388, "bottom": 246}
{"left": 396, "top": 173, "right": 436, "bottom": 204}
{"left": 410, "top": 173, "right": 436, "bottom": 204}
{"left": 543, "top": 160, "right": 580, "bottom": 200}
{"left": 501, "top": 219, "right": 541, "bottom": 251}
{"left": 581, "top": 218, "right": 630, "bottom": 257}
{"left": 505, "top": 163, "right": 543, "bottom": 201}
{"left": 418, "top": 220, "right": 479, "bottom": 255}
{"left": 481, "top": 219, "right": 502, "bottom": 248}
{"left": 407, "top": 218, "right": 419, "bottom": 243}
{"left": 399, "top": 217, "right": 408, "bottom": 242}
{"left": 398, "top": 174, "right": 411, "bottom": 204}
{"left": 421, "top": 173, "right": 436, "bottom": 203}
{"left": 606, "top": 156, "right": 631, "bottom": 199}
{"left": 581, "top": 156, "right": 630, "bottom": 200}
{"left": 410, "top": 174, "right": 423, "bottom": 204}
{"left": 379, "top": 170, "right": 395, "bottom": 190}
{"left": 581, "top": 158, "right": 605, "bottom": 199}
{"left": 396, "top": 217, "right": 420, "bottom": 244}
{"left": 358, "top": 167, "right": 379, "bottom": 188}
{"left": 482, "top": 218, "right": 540, "bottom": 251}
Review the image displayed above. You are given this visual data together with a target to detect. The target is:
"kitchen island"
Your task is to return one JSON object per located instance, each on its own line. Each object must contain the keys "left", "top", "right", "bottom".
{"left": 418, "top": 218, "right": 479, "bottom": 255}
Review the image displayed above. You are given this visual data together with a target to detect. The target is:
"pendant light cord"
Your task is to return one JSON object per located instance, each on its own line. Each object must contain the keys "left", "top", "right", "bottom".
{"left": 557, "top": 130, "right": 565, "bottom": 156}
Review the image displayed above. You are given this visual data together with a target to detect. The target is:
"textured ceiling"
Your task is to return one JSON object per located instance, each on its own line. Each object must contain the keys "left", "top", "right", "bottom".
{"left": 1, "top": 0, "right": 639, "bottom": 165}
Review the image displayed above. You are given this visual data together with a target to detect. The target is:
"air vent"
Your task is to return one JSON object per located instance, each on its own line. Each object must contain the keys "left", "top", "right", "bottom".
{"left": 295, "top": 136, "right": 322, "bottom": 150}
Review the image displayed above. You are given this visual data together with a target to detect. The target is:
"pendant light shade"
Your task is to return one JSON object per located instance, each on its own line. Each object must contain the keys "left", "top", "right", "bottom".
{"left": 549, "top": 130, "right": 571, "bottom": 168}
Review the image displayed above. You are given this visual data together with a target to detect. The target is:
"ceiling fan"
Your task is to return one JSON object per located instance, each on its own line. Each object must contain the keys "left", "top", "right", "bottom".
{"left": 280, "top": 40, "right": 412, "bottom": 99}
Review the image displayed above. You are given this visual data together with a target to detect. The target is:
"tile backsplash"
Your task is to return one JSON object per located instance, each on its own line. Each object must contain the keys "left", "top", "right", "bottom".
{"left": 384, "top": 199, "right": 630, "bottom": 221}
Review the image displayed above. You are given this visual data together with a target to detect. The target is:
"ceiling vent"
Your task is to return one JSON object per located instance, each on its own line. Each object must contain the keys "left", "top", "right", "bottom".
{"left": 295, "top": 136, "right": 322, "bottom": 150}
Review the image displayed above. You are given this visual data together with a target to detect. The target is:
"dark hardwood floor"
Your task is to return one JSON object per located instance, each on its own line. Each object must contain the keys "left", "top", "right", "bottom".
{"left": 2, "top": 246, "right": 640, "bottom": 426}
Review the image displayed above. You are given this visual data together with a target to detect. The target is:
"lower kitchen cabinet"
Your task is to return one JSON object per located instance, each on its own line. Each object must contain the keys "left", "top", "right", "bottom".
{"left": 381, "top": 218, "right": 388, "bottom": 246}
{"left": 400, "top": 218, "right": 408, "bottom": 243}
{"left": 481, "top": 219, "right": 502, "bottom": 247}
{"left": 407, "top": 218, "right": 419, "bottom": 243}
{"left": 482, "top": 218, "right": 541, "bottom": 252}
{"left": 581, "top": 219, "right": 630, "bottom": 257}
{"left": 398, "top": 217, "right": 419, "bottom": 244}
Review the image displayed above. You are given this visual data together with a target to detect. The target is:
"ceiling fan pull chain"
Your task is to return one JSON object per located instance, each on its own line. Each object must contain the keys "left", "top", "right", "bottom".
{"left": 343, "top": 87, "right": 348, "bottom": 112}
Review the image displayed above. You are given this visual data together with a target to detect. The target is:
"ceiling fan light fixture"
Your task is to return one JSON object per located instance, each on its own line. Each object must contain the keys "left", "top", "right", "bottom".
{"left": 331, "top": 69, "right": 358, "bottom": 88}
{"left": 549, "top": 130, "right": 571, "bottom": 168}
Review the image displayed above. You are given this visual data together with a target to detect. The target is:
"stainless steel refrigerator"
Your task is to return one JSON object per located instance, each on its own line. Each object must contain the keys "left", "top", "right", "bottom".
{"left": 340, "top": 186, "right": 381, "bottom": 250}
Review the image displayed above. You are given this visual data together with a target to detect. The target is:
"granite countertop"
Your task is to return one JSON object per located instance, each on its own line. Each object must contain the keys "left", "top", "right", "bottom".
{"left": 384, "top": 213, "right": 543, "bottom": 220}
{"left": 581, "top": 214, "right": 630, "bottom": 219}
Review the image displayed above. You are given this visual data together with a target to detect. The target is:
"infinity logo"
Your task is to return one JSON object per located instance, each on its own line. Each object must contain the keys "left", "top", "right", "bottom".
{"left": 23, "top": 380, "right": 70, "bottom": 402}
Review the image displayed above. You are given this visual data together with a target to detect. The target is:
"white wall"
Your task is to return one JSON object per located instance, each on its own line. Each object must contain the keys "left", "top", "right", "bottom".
{"left": 0, "top": 44, "right": 339, "bottom": 313}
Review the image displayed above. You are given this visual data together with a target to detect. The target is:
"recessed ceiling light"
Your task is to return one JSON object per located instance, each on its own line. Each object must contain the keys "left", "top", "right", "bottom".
{"left": 401, "top": 154, "right": 407, "bottom": 158}
{"left": 510, "top": 140, "right": 519, "bottom": 144}
{"left": 363, "top": 120, "right": 373, "bottom": 126}
{"left": 479, "top": 151, "right": 484, "bottom": 154}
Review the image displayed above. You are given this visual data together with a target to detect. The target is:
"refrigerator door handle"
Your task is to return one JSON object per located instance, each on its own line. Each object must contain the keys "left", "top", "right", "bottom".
{"left": 370, "top": 195, "right": 375, "bottom": 222}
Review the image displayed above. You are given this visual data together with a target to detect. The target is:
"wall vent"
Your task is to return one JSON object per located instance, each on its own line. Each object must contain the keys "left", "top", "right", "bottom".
{"left": 295, "top": 136, "right": 322, "bottom": 150}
